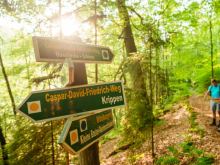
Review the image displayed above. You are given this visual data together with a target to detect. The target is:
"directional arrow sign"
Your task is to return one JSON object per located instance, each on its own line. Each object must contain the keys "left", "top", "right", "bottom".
{"left": 17, "top": 81, "right": 125, "bottom": 122}
{"left": 32, "top": 36, "right": 114, "bottom": 63}
{"left": 58, "top": 109, "right": 114, "bottom": 154}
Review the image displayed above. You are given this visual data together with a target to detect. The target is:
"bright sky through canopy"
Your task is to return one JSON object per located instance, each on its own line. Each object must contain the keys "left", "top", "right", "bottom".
{"left": 0, "top": 2, "right": 91, "bottom": 39}
{"left": 60, "top": 15, "right": 90, "bottom": 37}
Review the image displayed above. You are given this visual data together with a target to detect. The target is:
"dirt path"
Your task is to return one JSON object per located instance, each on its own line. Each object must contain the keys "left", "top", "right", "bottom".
{"left": 100, "top": 104, "right": 191, "bottom": 164}
{"left": 100, "top": 96, "right": 220, "bottom": 164}
{"left": 189, "top": 95, "right": 220, "bottom": 165}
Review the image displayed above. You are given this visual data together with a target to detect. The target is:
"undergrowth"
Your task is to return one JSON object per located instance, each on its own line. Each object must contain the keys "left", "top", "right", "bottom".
{"left": 187, "top": 104, "right": 205, "bottom": 138}
{"left": 156, "top": 103, "right": 214, "bottom": 165}
{"left": 156, "top": 141, "right": 214, "bottom": 165}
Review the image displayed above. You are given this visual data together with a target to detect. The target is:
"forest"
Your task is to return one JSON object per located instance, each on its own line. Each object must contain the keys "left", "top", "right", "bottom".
{"left": 0, "top": 0, "right": 220, "bottom": 165}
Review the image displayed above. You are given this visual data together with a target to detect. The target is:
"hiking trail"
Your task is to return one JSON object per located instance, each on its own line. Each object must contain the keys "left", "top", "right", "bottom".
{"left": 100, "top": 96, "right": 220, "bottom": 164}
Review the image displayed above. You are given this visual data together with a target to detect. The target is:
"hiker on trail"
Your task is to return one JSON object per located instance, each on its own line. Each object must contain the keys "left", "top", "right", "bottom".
{"left": 204, "top": 79, "right": 220, "bottom": 127}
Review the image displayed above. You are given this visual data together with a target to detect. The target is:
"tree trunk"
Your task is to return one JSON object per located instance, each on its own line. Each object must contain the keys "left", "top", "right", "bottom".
{"left": 117, "top": 0, "right": 154, "bottom": 160}
{"left": 117, "top": 0, "right": 151, "bottom": 106}
{"left": 209, "top": 18, "right": 214, "bottom": 78}
{"left": 51, "top": 121, "right": 55, "bottom": 165}
{"left": 0, "top": 126, "right": 9, "bottom": 165}
{"left": 149, "top": 42, "right": 153, "bottom": 106}
{"left": 117, "top": 0, "right": 137, "bottom": 55}
{"left": 0, "top": 52, "right": 16, "bottom": 115}
{"left": 155, "top": 46, "right": 160, "bottom": 104}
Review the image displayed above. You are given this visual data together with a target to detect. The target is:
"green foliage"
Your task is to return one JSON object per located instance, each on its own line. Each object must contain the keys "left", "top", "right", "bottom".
{"left": 189, "top": 111, "right": 197, "bottom": 128}
{"left": 156, "top": 155, "right": 180, "bottom": 165}
{"left": 122, "top": 86, "right": 152, "bottom": 145}
{"left": 8, "top": 118, "right": 66, "bottom": 165}
{"left": 167, "top": 146, "right": 179, "bottom": 156}
{"left": 187, "top": 105, "right": 205, "bottom": 137}
{"left": 180, "top": 141, "right": 194, "bottom": 153}
{"left": 154, "top": 119, "right": 166, "bottom": 127}
{"left": 100, "top": 127, "right": 121, "bottom": 144}
{"left": 1, "top": 0, "right": 220, "bottom": 163}
{"left": 156, "top": 142, "right": 214, "bottom": 165}
{"left": 169, "top": 81, "right": 191, "bottom": 103}
{"left": 128, "top": 153, "right": 145, "bottom": 164}
{"left": 193, "top": 156, "right": 215, "bottom": 165}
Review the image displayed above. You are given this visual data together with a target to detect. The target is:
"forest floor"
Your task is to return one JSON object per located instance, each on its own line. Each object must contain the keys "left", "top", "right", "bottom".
{"left": 100, "top": 95, "right": 220, "bottom": 165}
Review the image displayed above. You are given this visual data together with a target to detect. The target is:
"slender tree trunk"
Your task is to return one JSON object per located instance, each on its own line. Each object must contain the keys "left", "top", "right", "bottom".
{"left": 149, "top": 43, "right": 153, "bottom": 106}
{"left": 166, "top": 55, "right": 169, "bottom": 97}
{"left": 161, "top": 46, "right": 165, "bottom": 98}
{"left": 149, "top": 36, "right": 155, "bottom": 161}
{"left": 209, "top": 18, "right": 214, "bottom": 78}
{"left": 65, "top": 152, "right": 69, "bottom": 165}
{"left": 43, "top": 131, "right": 47, "bottom": 165}
{"left": 24, "top": 53, "right": 31, "bottom": 89}
{"left": 161, "top": 45, "right": 168, "bottom": 98}
{"left": 0, "top": 126, "right": 9, "bottom": 165}
{"left": 51, "top": 121, "right": 55, "bottom": 165}
{"left": 155, "top": 46, "right": 160, "bottom": 104}
{"left": 0, "top": 52, "right": 16, "bottom": 115}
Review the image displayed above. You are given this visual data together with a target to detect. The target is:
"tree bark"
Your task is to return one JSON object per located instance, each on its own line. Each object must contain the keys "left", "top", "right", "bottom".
{"left": 209, "top": 18, "right": 214, "bottom": 78}
{"left": 116, "top": 0, "right": 151, "bottom": 115}
{"left": 0, "top": 52, "right": 16, "bottom": 115}
{"left": 117, "top": 0, "right": 154, "bottom": 158}
{"left": 117, "top": 0, "right": 137, "bottom": 55}
{"left": 0, "top": 126, "right": 9, "bottom": 165}
{"left": 155, "top": 46, "right": 159, "bottom": 104}
{"left": 51, "top": 121, "right": 55, "bottom": 165}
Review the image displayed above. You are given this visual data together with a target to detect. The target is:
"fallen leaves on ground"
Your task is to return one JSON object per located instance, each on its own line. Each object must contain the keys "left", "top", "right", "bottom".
{"left": 100, "top": 96, "right": 220, "bottom": 164}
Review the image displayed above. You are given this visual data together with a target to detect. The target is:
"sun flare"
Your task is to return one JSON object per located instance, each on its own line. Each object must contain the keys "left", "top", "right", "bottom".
{"left": 61, "top": 15, "right": 80, "bottom": 36}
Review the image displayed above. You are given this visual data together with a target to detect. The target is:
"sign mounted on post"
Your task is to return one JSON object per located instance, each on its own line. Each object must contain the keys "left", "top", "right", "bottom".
{"left": 58, "top": 109, "right": 114, "bottom": 154}
{"left": 32, "top": 36, "right": 114, "bottom": 63}
{"left": 17, "top": 81, "right": 125, "bottom": 123}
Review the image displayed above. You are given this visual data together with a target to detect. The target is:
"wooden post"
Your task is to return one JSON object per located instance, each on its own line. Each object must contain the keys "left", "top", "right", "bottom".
{"left": 51, "top": 121, "right": 55, "bottom": 165}
{"left": 0, "top": 126, "right": 9, "bottom": 165}
{"left": 66, "top": 62, "right": 100, "bottom": 164}
{"left": 79, "top": 142, "right": 100, "bottom": 165}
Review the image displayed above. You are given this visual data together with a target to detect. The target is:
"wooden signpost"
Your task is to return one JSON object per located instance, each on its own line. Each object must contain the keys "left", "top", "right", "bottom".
{"left": 17, "top": 36, "right": 125, "bottom": 165}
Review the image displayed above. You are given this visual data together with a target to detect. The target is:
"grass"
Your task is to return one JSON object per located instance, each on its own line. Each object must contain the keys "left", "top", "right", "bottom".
{"left": 193, "top": 156, "right": 215, "bottom": 165}
{"left": 156, "top": 141, "right": 214, "bottom": 165}
{"left": 187, "top": 105, "right": 205, "bottom": 137}
{"left": 154, "top": 118, "right": 166, "bottom": 126}
{"left": 100, "top": 127, "right": 121, "bottom": 144}
{"left": 156, "top": 155, "right": 180, "bottom": 165}
{"left": 128, "top": 153, "right": 145, "bottom": 164}
{"left": 155, "top": 100, "right": 215, "bottom": 165}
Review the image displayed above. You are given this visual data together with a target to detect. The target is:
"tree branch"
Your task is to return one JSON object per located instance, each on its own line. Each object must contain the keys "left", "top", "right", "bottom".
{"left": 0, "top": 52, "right": 16, "bottom": 115}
